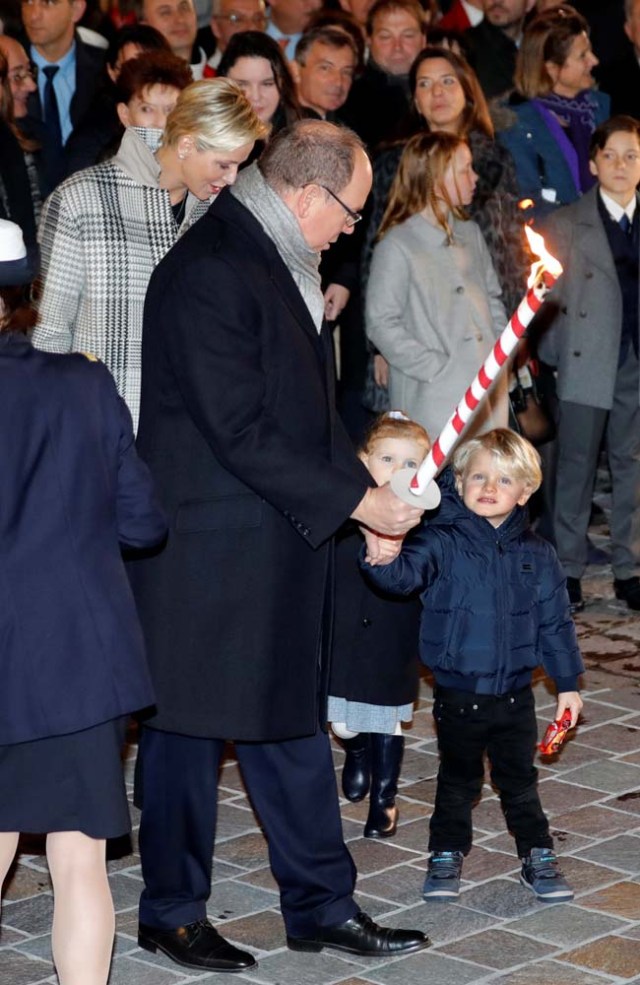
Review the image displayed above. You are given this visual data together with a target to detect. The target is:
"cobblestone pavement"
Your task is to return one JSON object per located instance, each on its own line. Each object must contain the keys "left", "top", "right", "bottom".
{"left": 3, "top": 517, "right": 640, "bottom": 984}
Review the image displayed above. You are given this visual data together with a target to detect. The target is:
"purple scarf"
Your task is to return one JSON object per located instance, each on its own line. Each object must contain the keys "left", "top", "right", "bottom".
{"left": 533, "top": 89, "right": 599, "bottom": 194}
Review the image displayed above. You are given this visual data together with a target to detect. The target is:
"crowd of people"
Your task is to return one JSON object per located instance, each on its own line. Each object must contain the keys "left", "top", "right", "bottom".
{"left": 0, "top": 0, "right": 637, "bottom": 982}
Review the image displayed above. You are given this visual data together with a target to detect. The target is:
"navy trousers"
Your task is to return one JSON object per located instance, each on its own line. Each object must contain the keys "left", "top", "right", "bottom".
{"left": 136, "top": 726, "right": 358, "bottom": 936}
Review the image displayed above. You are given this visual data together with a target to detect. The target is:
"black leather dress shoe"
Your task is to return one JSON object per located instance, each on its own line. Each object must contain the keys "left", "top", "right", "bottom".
{"left": 287, "top": 911, "right": 430, "bottom": 956}
{"left": 614, "top": 576, "right": 640, "bottom": 611}
{"left": 138, "top": 919, "right": 256, "bottom": 972}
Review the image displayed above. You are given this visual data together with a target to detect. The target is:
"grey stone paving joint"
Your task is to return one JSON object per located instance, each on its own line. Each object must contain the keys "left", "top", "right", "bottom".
{"left": 2, "top": 510, "right": 640, "bottom": 983}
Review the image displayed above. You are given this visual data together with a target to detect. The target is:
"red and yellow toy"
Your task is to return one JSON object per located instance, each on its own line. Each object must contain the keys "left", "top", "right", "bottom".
{"left": 539, "top": 711, "right": 573, "bottom": 755}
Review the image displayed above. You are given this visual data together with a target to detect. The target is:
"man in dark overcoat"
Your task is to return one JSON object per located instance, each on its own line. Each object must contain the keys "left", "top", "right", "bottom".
{"left": 131, "top": 119, "right": 428, "bottom": 973}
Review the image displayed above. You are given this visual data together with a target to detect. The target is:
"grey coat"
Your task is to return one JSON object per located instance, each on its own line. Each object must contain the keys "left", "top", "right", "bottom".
{"left": 32, "top": 127, "right": 209, "bottom": 430}
{"left": 539, "top": 186, "right": 640, "bottom": 410}
{"left": 366, "top": 213, "right": 508, "bottom": 437}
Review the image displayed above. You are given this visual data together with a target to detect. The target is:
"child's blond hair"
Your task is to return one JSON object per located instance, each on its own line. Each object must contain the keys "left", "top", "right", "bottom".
{"left": 360, "top": 411, "right": 431, "bottom": 456}
{"left": 452, "top": 429, "right": 542, "bottom": 492}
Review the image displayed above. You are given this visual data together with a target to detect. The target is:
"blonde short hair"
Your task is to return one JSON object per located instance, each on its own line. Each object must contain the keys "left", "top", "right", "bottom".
{"left": 452, "top": 429, "right": 543, "bottom": 492}
{"left": 162, "top": 78, "right": 268, "bottom": 152}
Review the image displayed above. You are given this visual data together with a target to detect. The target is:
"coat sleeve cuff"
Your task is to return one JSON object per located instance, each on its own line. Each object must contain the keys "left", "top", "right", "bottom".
{"left": 554, "top": 676, "right": 580, "bottom": 693}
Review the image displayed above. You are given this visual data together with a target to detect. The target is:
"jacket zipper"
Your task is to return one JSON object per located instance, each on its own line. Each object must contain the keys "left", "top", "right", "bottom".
{"left": 494, "top": 539, "right": 506, "bottom": 694}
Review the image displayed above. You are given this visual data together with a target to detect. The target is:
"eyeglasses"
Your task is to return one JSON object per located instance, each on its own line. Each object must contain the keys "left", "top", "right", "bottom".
{"left": 9, "top": 67, "right": 36, "bottom": 84}
{"left": 21, "top": 0, "right": 65, "bottom": 7}
{"left": 214, "top": 12, "right": 267, "bottom": 25}
{"left": 318, "top": 184, "right": 362, "bottom": 226}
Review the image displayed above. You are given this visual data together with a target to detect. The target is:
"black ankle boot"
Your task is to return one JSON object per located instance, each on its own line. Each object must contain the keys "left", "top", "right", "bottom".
{"left": 364, "top": 734, "right": 404, "bottom": 839}
{"left": 341, "top": 733, "right": 371, "bottom": 802}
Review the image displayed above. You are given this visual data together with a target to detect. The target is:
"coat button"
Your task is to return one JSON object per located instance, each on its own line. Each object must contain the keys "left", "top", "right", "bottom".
{"left": 579, "top": 310, "right": 587, "bottom": 318}
{"left": 472, "top": 703, "right": 478, "bottom": 710}
{"left": 362, "top": 617, "right": 372, "bottom": 628}
{"left": 585, "top": 271, "right": 593, "bottom": 279}
{"left": 573, "top": 350, "right": 581, "bottom": 357}
{"left": 455, "top": 286, "right": 464, "bottom": 294}
{"left": 510, "top": 696, "right": 515, "bottom": 703}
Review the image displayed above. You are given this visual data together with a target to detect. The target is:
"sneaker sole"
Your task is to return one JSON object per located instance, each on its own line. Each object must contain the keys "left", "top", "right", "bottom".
{"left": 519, "top": 874, "right": 574, "bottom": 901}
{"left": 422, "top": 888, "right": 460, "bottom": 900}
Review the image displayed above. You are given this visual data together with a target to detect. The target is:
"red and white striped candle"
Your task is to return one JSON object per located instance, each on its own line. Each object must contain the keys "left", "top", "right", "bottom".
{"left": 404, "top": 227, "right": 562, "bottom": 501}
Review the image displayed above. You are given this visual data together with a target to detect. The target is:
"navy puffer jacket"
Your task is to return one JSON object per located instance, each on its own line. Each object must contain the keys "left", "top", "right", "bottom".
{"left": 363, "top": 470, "right": 583, "bottom": 695}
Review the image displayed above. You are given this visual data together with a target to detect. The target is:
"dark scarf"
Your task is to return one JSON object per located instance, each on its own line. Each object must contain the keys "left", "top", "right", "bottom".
{"left": 533, "top": 89, "right": 599, "bottom": 194}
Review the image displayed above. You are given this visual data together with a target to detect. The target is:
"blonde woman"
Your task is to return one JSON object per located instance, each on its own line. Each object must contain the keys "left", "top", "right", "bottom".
{"left": 366, "top": 131, "right": 508, "bottom": 438}
{"left": 32, "top": 79, "right": 267, "bottom": 429}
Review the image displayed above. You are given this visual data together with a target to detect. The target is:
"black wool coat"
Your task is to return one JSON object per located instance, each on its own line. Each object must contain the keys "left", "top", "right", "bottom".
{"left": 329, "top": 524, "right": 421, "bottom": 707}
{"left": 131, "top": 190, "right": 371, "bottom": 742}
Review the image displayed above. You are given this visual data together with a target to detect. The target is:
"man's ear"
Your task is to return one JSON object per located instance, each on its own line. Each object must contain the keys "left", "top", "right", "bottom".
{"left": 116, "top": 102, "right": 131, "bottom": 128}
{"left": 588, "top": 158, "right": 598, "bottom": 178}
{"left": 296, "top": 182, "right": 320, "bottom": 219}
{"left": 210, "top": 15, "right": 222, "bottom": 43}
{"left": 290, "top": 59, "right": 301, "bottom": 86}
{"left": 71, "top": 0, "right": 87, "bottom": 26}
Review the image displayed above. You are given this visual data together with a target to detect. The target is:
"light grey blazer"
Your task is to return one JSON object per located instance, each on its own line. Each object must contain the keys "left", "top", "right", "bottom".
{"left": 366, "top": 212, "right": 508, "bottom": 437}
{"left": 539, "top": 185, "right": 640, "bottom": 410}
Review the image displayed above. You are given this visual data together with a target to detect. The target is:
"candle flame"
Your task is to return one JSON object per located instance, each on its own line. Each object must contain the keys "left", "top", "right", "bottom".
{"left": 518, "top": 198, "right": 535, "bottom": 211}
{"left": 524, "top": 225, "right": 563, "bottom": 288}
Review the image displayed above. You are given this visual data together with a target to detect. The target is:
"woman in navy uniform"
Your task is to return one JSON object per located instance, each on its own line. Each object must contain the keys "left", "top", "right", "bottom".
{"left": 0, "top": 220, "right": 166, "bottom": 985}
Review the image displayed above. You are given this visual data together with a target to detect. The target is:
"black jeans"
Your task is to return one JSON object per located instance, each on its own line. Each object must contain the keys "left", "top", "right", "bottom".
{"left": 429, "top": 685, "right": 553, "bottom": 858}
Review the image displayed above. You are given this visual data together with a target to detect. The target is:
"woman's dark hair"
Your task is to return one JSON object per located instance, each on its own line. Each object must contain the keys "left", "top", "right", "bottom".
{"left": 114, "top": 50, "right": 193, "bottom": 105}
{"left": 0, "top": 49, "right": 38, "bottom": 152}
{"left": 402, "top": 45, "right": 493, "bottom": 141}
{"left": 106, "top": 23, "right": 171, "bottom": 70}
{"left": 218, "top": 31, "right": 301, "bottom": 130}
{"left": 0, "top": 49, "right": 11, "bottom": 121}
{"left": 0, "top": 0, "right": 23, "bottom": 38}
{"left": 0, "top": 285, "right": 37, "bottom": 334}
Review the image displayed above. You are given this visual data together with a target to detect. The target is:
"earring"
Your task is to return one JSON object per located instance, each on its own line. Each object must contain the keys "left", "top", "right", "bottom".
{"left": 178, "top": 152, "right": 186, "bottom": 160}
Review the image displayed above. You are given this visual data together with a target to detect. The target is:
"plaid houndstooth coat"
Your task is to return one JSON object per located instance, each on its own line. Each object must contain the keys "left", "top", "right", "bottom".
{"left": 32, "top": 127, "right": 209, "bottom": 430}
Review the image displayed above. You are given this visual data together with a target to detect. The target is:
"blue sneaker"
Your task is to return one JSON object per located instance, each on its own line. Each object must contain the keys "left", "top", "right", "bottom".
{"left": 520, "top": 848, "right": 573, "bottom": 901}
{"left": 422, "top": 851, "right": 463, "bottom": 899}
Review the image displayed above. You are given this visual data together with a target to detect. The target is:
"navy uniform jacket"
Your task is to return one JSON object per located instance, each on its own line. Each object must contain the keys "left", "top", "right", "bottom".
{"left": 0, "top": 333, "right": 166, "bottom": 745}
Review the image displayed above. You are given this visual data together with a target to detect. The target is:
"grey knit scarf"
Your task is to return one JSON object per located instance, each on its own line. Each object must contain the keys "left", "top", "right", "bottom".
{"left": 231, "top": 163, "right": 324, "bottom": 332}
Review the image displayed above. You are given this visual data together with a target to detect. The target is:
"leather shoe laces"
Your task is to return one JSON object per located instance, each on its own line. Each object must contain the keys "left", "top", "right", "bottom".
{"left": 138, "top": 918, "right": 256, "bottom": 971}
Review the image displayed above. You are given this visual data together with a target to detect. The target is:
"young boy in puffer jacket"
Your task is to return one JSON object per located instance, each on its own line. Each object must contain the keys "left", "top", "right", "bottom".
{"left": 362, "top": 428, "right": 584, "bottom": 903}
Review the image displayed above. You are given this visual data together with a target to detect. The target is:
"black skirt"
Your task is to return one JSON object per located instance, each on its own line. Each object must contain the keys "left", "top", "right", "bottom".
{"left": 0, "top": 717, "right": 131, "bottom": 839}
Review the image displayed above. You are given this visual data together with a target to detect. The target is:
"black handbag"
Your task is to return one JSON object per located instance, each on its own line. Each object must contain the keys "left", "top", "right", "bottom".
{"left": 509, "top": 361, "right": 556, "bottom": 447}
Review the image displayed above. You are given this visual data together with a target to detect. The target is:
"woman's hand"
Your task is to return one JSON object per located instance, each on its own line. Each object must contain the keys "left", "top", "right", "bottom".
{"left": 373, "top": 354, "right": 389, "bottom": 388}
